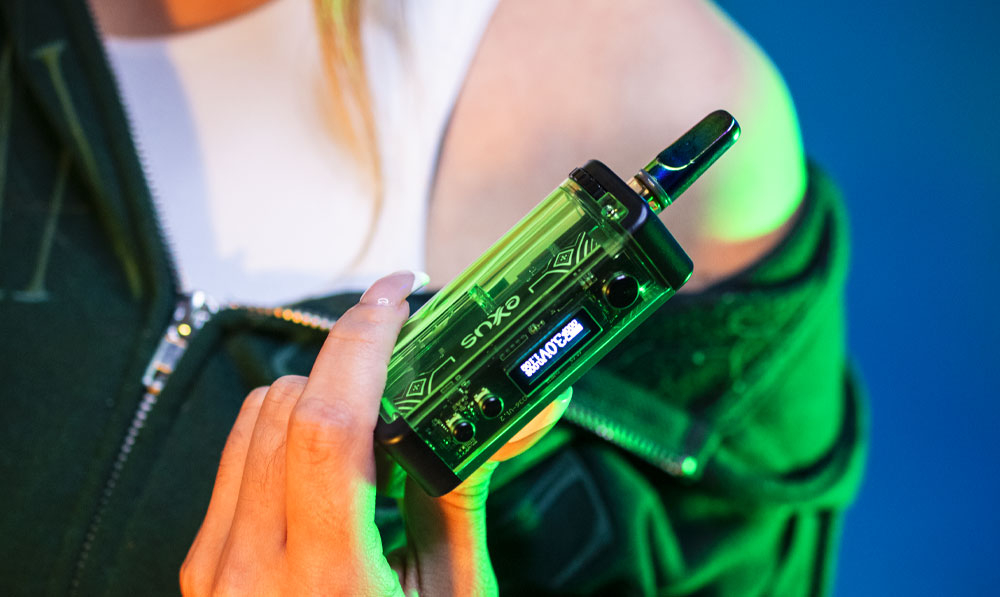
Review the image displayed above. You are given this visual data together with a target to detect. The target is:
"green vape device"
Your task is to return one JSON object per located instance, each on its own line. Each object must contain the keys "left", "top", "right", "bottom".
{"left": 375, "top": 111, "right": 740, "bottom": 496}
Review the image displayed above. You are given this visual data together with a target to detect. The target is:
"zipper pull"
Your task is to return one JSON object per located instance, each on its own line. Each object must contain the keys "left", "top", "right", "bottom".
{"left": 141, "top": 291, "right": 218, "bottom": 394}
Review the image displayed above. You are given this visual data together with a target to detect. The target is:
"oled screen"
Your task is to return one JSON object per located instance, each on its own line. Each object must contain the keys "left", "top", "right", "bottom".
{"left": 508, "top": 309, "right": 599, "bottom": 393}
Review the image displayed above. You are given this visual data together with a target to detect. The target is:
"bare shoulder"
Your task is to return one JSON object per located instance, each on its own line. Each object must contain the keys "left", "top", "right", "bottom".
{"left": 427, "top": 0, "right": 806, "bottom": 289}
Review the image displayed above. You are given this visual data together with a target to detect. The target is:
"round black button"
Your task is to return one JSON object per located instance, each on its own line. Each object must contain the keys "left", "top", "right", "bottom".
{"left": 479, "top": 394, "right": 504, "bottom": 418}
{"left": 452, "top": 419, "right": 475, "bottom": 443}
{"left": 603, "top": 273, "right": 639, "bottom": 309}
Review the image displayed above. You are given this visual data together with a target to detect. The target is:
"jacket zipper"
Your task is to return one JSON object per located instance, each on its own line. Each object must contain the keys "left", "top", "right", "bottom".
{"left": 68, "top": 1, "right": 187, "bottom": 590}
{"left": 85, "top": 22, "right": 181, "bottom": 290}
{"left": 70, "top": 292, "right": 216, "bottom": 594}
{"left": 68, "top": 292, "right": 338, "bottom": 594}
{"left": 562, "top": 401, "right": 699, "bottom": 478}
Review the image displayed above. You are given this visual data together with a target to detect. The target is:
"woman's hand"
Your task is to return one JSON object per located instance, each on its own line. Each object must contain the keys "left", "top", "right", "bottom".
{"left": 179, "top": 271, "right": 569, "bottom": 596}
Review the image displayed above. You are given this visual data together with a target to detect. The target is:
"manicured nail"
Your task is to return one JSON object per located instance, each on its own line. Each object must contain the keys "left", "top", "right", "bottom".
{"left": 409, "top": 271, "right": 431, "bottom": 296}
{"left": 360, "top": 271, "right": 417, "bottom": 307}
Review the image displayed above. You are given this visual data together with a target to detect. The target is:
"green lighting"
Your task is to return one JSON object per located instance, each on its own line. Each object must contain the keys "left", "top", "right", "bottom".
{"left": 701, "top": 61, "right": 806, "bottom": 242}
{"left": 681, "top": 456, "right": 698, "bottom": 476}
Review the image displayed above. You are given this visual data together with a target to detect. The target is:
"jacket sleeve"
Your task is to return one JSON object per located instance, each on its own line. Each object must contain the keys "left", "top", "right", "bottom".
{"left": 484, "top": 163, "right": 867, "bottom": 595}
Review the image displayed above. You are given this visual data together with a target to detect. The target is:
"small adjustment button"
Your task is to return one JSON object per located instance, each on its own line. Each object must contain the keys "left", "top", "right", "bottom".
{"left": 478, "top": 393, "right": 504, "bottom": 419}
{"left": 603, "top": 272, "right": 639, "bottom": 309}
{"left": 451, "top": 419, "right": 475, "bottom": 443}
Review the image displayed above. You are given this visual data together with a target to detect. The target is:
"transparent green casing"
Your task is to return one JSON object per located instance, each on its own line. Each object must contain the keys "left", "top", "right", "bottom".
{"left": 375, "top": 161, "right": 693, "bottom": 496}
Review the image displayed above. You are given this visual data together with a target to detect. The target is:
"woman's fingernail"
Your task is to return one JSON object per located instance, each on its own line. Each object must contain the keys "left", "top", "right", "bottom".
{"left": 409, "top": 271, "right": 431, "bottom": 296}
{"left": 360, "top": 271, "right": 417, "bottom": 307}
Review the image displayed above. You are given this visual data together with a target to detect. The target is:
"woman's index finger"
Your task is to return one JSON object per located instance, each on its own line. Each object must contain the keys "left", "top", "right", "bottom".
{"left": 283, "top": 272, "right": 417, "bottom": 557}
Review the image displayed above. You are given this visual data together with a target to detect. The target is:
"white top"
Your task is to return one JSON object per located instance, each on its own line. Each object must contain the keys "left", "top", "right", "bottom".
{"left": 104, "top": 0, "right": 498, "bottom": 305}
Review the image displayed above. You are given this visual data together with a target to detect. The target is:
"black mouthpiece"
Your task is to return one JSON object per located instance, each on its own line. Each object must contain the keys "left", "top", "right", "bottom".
{"left": 638, "top": 110, "right": 740, "bottom": 212}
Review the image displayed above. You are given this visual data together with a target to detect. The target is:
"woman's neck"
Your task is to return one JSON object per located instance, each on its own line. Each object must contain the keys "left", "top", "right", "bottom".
{"left": 88, "top": 0, "right": 276, "bottom": 37}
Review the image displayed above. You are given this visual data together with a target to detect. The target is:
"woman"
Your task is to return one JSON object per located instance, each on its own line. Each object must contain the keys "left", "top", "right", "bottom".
{"left": 0, "top": 0, "right": 863, "bottom": 594}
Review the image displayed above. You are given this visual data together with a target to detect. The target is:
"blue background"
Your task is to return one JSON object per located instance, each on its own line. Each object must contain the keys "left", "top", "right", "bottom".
{"left": 722, "top": 1, "right": 999, "bottom": 594}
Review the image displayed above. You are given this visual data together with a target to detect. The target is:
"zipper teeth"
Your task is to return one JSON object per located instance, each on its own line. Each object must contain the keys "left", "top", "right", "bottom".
{"left": 234, "top": 304, "right": 337, "bottom": 331}
{"left": 69, "top": 387, "right": 159, "bottom": 595}
{"left": 83, "top": 2, "right": 181, "bottom": 289}
{"left": 68, "top": 4, "right": 179, "bottom": 593}
{"left": 68, "top": 296, "right": 333, "bottom": 594}
{"left": 563, "top": 402, "right": 694, "bottom": 478}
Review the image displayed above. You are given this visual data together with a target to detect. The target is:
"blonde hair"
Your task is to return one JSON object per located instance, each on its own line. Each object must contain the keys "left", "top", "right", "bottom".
{"left": 312, "top": 0, "right": 383, "bottom": 264}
